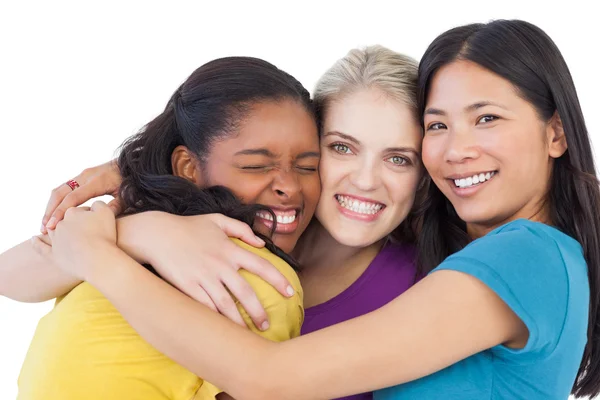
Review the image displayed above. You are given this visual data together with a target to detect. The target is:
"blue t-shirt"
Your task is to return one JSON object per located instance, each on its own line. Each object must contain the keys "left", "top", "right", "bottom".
{"left": 375, "top": 219, "right": 589, "bottom": 400}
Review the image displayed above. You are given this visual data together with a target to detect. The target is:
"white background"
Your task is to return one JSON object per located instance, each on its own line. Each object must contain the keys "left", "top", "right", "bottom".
{"left": 1, "top": 1, "right": 598, "bottom": 398}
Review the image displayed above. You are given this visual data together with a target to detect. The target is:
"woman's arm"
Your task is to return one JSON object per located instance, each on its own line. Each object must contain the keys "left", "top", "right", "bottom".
{"left": 35, "top": 161, "right": 293, "bottom": 327}
{"left": 50, "top": 203, "right": 526, "bottom": 400}
{"left": 83, "top": 248, "right": 524, "bottom": 399}
{"left": 12, "top": 207, "right": 293, "bottom": 328}
{"left": 0, "top": 235, "right": 80, "bottom": 302}
{"left": 0, "top": 214, "right": 149, "bottom": 302}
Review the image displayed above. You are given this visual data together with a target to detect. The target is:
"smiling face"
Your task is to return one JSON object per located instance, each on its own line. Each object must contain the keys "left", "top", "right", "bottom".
{"left": 422, "top": 60, "right": 567, "bottom": 236}
{"left": 315, "top": 88, "right": 423, "bottom": 248}
{"left": 201, "top": 99, "right": 321, "bottom": 253}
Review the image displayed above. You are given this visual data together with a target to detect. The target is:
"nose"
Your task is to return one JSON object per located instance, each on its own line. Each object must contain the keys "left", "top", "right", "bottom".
{"left": 444, "top": 128, "right": 480, "bottom": 164}
{"left": 272, "top": 168, "right": 302, "bottom": 199}
{"left": 349, "top": 156, "right": 380, "bottom": 192}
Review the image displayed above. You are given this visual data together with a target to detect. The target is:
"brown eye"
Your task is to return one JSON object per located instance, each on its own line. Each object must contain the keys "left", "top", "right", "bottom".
{"left": 477, "top": 115, "right": 499, "bottom": 124}
{"left": 426, "top": 122, "right": 447, "bottom": 131}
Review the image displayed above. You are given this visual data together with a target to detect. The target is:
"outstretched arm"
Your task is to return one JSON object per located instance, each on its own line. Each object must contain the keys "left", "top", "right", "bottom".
{"left": 49, "top": 203, "right": 526, "bottom": 400}
{"left": 0, "top": 235, "right": 80, "bottom": 302}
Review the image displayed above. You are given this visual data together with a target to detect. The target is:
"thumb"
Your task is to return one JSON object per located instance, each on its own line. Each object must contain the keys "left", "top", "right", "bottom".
{"left": 91, "top": 200, "right": 112, "bottom": 215}
{"left": 46, "top": 228, "right": 56, "bottom": 242}
{"left": 210, "top": 214, "right": 265, "bottom": 247}
{"left": 107, "top": 197, "right": 124, "bottom": 216}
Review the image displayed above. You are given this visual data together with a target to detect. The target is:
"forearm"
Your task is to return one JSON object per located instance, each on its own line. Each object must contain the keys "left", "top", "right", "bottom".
{"left": 88, "top": 245, "right": 279, "bottom": 399}
{"left": 84, "top": 244, "right": 401, "bottom": 399}
{"left": 115, "top": 212, "right": 168, "bottom": 264}
{"left": 0, "top": 236, "right": 80, "bottom": 302}
{"left": 85, "top": 247, "right": 518, "bottom": 399}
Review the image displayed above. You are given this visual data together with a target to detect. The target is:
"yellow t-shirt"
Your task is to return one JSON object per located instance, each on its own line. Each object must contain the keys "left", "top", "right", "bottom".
{"left": 17, "top": 239, "right": 303, "bottom": 400}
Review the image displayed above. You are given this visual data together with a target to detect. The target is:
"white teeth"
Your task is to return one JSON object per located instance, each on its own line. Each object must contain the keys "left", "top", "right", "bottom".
{"left": 256, "top": 211, "right": 296, "bottom": 224}
{"left": 454, "top": 171, "right": 496, "bottom": 188}
{"left": 276, "top": 214, "right": 296, "bottom": 224}
{"left": 335, "top": 195, "right": 383, "bottom": 215}
{"left": 256, "top": 212, "right": 273, "bottom": 221}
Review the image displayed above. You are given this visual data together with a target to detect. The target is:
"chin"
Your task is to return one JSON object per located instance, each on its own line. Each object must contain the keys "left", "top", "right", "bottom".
{"left": 330, "top": 229, "right": 381, "bottom": 249}
{"left": 272, "top": 236, "right": 298, "bottom": 254}
{"left": 453, "top": 206, "right": 498, "bottom": 227}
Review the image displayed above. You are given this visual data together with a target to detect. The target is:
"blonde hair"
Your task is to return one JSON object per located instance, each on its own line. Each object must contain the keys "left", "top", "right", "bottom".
{"left": 313, "top": 45, "right": 419, "bottom": 124}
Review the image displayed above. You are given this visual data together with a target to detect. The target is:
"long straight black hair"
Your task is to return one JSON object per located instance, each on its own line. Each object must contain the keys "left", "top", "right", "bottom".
{"left": 416, "top": 20, "right": 600, "bottom": 397}
{"left": 117, "top": 57, "right": 316, "bottom": 269}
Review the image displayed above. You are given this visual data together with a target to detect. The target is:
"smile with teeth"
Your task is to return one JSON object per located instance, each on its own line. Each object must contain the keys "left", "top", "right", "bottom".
{"left": 255, "top": 210, "right": 297, "bottom": 225}
{"left": 335, "top": 195, "right": 384, "bottom": 215}
{"left": 453, "top": 171, "right": 497, "bottom": 188}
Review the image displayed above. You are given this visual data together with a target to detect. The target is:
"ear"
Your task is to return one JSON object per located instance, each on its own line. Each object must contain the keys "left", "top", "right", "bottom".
{"left": 547, "top": 111, "right": 568, "bottom": 158}
{"left": 171, "top": 145, "right": 204, "bottom": 186}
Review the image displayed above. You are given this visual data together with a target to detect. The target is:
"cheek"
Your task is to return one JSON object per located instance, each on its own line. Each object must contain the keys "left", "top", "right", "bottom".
{"left": 208, "top": 168, "right": 271, "bottom": 204}
{"left": 301, "top": 174, "right": 322, "bottom": 209}
{"left": 387, "top": 171, "right": 421, "bottom": 208}
{"left": 230, "top": 182, "right": 269, "bottom": 204}
{"left": 317, "top": 154, "right": 346, "bottom": 193}
{"left": 421, "top": 135, "right": 443, "bottom": 173}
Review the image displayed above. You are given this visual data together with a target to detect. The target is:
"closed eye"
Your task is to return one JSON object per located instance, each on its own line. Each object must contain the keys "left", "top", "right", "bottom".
{"left": 297, "top": 166, "right": 317, "bottom": 172}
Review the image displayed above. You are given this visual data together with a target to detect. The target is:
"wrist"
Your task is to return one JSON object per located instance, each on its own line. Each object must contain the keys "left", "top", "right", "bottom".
{"left": 116, "top": 212, "right": 165, "bottom": 264}
{"left": 85, "top": 243, "right": 133, "bottom": 285}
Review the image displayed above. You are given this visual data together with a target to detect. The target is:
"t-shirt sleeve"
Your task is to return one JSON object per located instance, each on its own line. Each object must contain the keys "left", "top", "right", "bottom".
{"left": 432, "top": 222, "right": 570, "bottom": 357}
{"left": 236, "top": 258, "right": 304, "bottom": 341}
{"left": 196, "top": 240, "right": 304, "bottom": 399}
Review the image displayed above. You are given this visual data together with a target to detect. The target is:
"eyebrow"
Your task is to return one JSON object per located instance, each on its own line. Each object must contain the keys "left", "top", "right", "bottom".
{"left": 386, "top": 147, "right": 420, "bottom": 157}
{"left": 234, "top": 148, "right": 320, "bottom": 159}
{"left": 424, "top": 101, "right": 509, "bottom": 116}
{"left": 234, "top": 148, "right": 275, "bottom": 157}
{"left": 296, "top": 151, "right": 321, "bottom": 160}
{"left": 323, "top": 130, "right": 361, "bottom": 145}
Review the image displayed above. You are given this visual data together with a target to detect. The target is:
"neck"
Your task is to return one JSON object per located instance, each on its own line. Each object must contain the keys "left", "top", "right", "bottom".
{"left": 292, "top": 219, "right": 385, "bottom": 308}
{"left": 467, "top": 198, "right": 551, "bottom": 240}
{"left": 293, "top": 219, "right": 383, "bottom": 271}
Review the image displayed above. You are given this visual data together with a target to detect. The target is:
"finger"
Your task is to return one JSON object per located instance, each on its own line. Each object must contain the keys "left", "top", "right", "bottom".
{"left": 181, "top": 285, "right": 218, "bottom": 313}
{"left": 107, "top": 197, "right": 124, "bottom": 216}
{"left": 63, "top": 206, "right": 90, "bottom": 220}
{"left": 209, "top": 214, "right": 265, "bottom": 247}
{"left": 220, "top": 268, "right": 269, "bottom": 331}
{"left": 90, "top": 200, "right": 110, "bottom": 215}
{"left": 47, "top": 184, "right": 107, "bottom": 229}
{"left": 42, "top": 184, "right": 73, "bottom": 232}
{"left": 31, "top": 235, "right": 52, "bottom": 258}
{"left": 232, "top": 246, "right": 294, "bottom": 298}
{"left": 202, "top": 281, "right": 246, "bottom": 327}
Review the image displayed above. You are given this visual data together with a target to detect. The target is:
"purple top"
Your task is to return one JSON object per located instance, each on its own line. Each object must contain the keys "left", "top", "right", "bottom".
{"left": 301, "top": 242, "right": 418, "bottom": 400}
